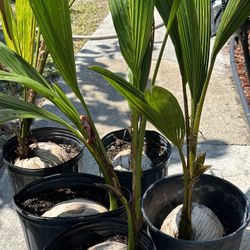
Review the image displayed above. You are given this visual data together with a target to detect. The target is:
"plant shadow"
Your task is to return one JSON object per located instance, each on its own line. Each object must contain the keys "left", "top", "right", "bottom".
{"left": 36, "top": 41, "right": 130, "bottom": 134}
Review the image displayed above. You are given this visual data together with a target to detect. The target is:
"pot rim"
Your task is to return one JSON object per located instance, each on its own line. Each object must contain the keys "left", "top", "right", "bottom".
{"left": 142, "top": 173, "right": 250, "bottom": 245}
{"left": 13, "top": 173, "right": 131, "bottom": 223}
{"left": 45, "top": 218, "right": 153, "bottom": 250}
{"left": 2, "top": 127, "right": 84, "bottom": 172}
{"left": 102, "top": 128, "right": 172, "bottom": 175}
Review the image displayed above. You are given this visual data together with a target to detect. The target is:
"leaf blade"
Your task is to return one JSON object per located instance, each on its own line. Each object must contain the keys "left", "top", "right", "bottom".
{"left": 16, "top": 0, "right": 36, "bottom": 64}
{"left": 91, "top": 66, "right": 185, "bottom": 146}
{"left": 28, "top": 0, "right": 80, "bottom": 96}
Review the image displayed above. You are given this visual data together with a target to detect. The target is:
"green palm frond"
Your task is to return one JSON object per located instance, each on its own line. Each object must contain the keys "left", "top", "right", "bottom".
{"left": 0, "top": 0, "right": 19, "bottom": 52}
{"left": 109, "top": 0, "right": 154, "bottom": 89}
{"left": 91, "top": 65, "right": 185, "bottom": 147}
{"left": 16, "top": 0, "right": 36, "bottom": 64}
{"left": 0, "top": 0, "right": 36, "bottom": 64}
{"left": 0, "top": 93, "right": 80, "bottom": 136}
{"left": 0, "top": 42, "right": 50, "bottom": 88}
{"left": 28, "top": 0, "right": 80, "bottom": 98}
{"left": 212, "top": 0, "right": 250, "bottom": 61}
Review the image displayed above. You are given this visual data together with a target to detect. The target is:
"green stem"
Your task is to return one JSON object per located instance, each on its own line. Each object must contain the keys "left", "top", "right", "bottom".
{"left": 129, "top": 109, "right": 146, "bottom": 249}
{"left": 130, "top": 110, "right": 142, "bottom": 221}
{"left": 34, "top": 28, "right": 41, "bottom": 69}
{"left": 151, "top": 30, "right": 169, "bottom": 86}
{"left": 182, "top": 79, "right": 190, "bottom": 171}
{"left": 127, "top": 203, "right": 135, "bottom": 250}
{"left": 76, "top": 93, "right": 121, "bottom": 209}
{"left": 177, "top": 146, "right": 193, "bottom": 240}
{"left": 193, "top": 60, "right": 215, "bottom": 147}
{"left": 95, "top": 183, "right": 134, "bottom": 250}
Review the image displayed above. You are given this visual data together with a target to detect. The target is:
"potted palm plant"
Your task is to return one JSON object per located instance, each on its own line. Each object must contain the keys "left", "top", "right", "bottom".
{"left": 101, "top": 0, "right": 172, "bottom": 195}
{"left": 0, "top": 0, "right": 83, "bottom": 193}
{"left": 91, "top": 0, "right": 250, "bottom": 249}
{"left": 0, "top": 0, "right": 151, "bottom": 249}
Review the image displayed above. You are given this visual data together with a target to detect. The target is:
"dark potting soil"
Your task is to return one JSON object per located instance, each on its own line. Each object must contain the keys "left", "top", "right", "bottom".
{"left": 21, "top": 186, "right": 109, "bottom": 216}
{"left": 58, "top": 143, "right": 79, "bottom": 159}
{"left": 107, "top": 138, "right": 131, "bottom": 160}
{"left": 107, "top": 136, "right": 167, "bottom": 166}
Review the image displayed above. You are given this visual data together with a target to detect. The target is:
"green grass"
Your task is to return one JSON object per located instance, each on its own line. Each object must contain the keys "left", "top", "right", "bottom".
{"left": 71, "top": 0, "right": 109, "bottom": 53}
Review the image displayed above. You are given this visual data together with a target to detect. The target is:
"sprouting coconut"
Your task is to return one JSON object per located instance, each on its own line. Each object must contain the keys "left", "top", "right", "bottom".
{"left": 161, "top": 203, "right": 225, "bottom": 241}
{"left": 112, "top": 149, "right": 152, "bottom": 172}
{"left": 88, "top": 242, "right": 127, "bottom": 250}
{"left": 42, "top": 198, "right": 108, "bottom": 218}
{"left": 14, "top": 141, "right": 70, "bottom": 169}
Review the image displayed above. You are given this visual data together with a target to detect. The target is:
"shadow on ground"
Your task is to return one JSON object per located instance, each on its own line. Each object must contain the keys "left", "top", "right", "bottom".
{"left": 0, "top": 165, "right": 14, "bottom": 209}
{"left": 169, "top": 139, "right": 229, "bottom": 168}
{"left": 40, "top": 47, "right": 130, "bottom": 132}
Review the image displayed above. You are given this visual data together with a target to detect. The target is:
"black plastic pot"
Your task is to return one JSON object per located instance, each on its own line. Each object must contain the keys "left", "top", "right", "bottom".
{"left": 142, "top": 174, "right": 250, "bottom": 250}
{"left": 45, "top": 218, "right": 154, "bottom": 250}
{"left": 14, "top": 173, "right": 131, "bottom": 250}
{"left": 2, "top": 127, "right": 83, "bottom": 193}
{"left": 102, "top": 129, "right": 172, "bottom": 194}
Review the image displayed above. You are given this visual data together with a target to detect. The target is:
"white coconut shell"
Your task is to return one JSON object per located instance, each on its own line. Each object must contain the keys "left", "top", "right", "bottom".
{"left": 112, "top": 149, "right": 152, "bottom": 172}
{"left": 14, "top": 142, "right": 70, "bottom": 169}
{"left": 160, "top": 203, "right": 225, "bottom": 241}
{"left": 42, "top": 198, "right": 108, "bottom": 218}
{"left": 88, "top": 242, "right": 127, "bottom": 250}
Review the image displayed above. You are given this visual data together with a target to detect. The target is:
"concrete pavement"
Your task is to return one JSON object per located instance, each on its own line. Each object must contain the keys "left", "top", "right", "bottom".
{"left": 0, "top": 12, "right": 249, "bottom": 249}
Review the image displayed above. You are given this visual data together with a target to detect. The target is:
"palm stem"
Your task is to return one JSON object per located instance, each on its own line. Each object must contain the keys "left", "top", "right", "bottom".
{"left": 77, "top": 93, "right": 121, "bottom": 209}
{"left": 177, "top": 146, "right": 193, "bottom": 240}
{"left": 182, "top": 79, "right": 190, "bottom": 170}
{"left": 151, "top": 30, "right": 169, "bottom": 86}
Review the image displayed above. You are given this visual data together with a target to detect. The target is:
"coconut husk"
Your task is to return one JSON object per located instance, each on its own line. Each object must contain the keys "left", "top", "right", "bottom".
{"left": 42, "top": 198, "right": 108, "bottom": 218}
{"left": 14, "top": 142, "right": 70, "bottom": 169}
{"left": 160, "top": 203, "right": 225, "bottom": 241}
{"left": 88, "top": 242, "right": 127, "bottom": 250}
{"left": 112, "top": 149, "right": 152, "bottom": 172}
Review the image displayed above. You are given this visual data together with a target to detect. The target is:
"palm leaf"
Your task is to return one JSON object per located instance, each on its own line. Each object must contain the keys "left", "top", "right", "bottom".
{"left": 145, "top": 86, "right": 185, "bottom": 145}
{"left": 176, "top": 0, "right": 210, "bottom": 105}
{"left": 0, "top": 0, "right": 19, "bottom": 52}
{"left": 212, "top": 0, "right": 250, "bottom": 61}
{"left": 155, "top": 0, "right": 187, "bottom": 83}
{"left": 157, "top": 0, "right": 211, "bottom": 106}
{"left": 0, "top": 109, "right": 42, "bottom": 123}
{"left": 0, "top": 42, "right": 50, "bottom": 88}
{"left": 16, "top": 0, "right": 36, "bottom": 64}
{"left": 109, "top": 0, "right": 154, "bottom": 88}
{"left": 0, "top": 93, "right": 68, "bottom": 127}
{"left": 28, "top": 0, "right": 80, "bottom": 97}
{"left": 0, "top": 70, "right": 82, "bottom": 131}
{"left": 0, "top": 93, "right": 82, "bottom": 138}
{"left": 91, "top": 66, "right": 185, "bottom": 147}
{"left": 196, "top": 0, "right": 250, "bottom": 127}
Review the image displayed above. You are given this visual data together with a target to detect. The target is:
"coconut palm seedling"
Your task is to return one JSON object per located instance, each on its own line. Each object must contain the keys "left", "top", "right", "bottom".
{"left": 0, "top": 0, "right": 155, "bottom": 249}
{"left": 0, "top": 0, "right": 83, "bottom": 169}
{"left": 106, "top": 0, "right": 155, "bottom": 242}
{"left": 0, "top": 0, "right": 50, "bottom": 160}
{"left": 0, "top": 0, "right": 121, "bottom": 199}
{"left": 92, "top": 0, "right": 250, "bottom": 241}
{"left": 101, "top": 0, "right": 180, "bottom": 244}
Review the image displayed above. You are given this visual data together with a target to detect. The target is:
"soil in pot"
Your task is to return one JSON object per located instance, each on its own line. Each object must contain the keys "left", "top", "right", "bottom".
{"left": 3, "top": 127, "right": 83, "bottom": 193}
{"left": 102, "top": 128, "right": 172, "bottom": 193}
{"left": 20, "top": 184, "right": 111, "bottom": 216}
{"left": 142, "top": 174, "right": 250, "bottom": 250}
{"left": 14, "top": 173, "right": 131, "bottom": 250}
{"left": 14, "top": 141, "right": 79, "bottom": 169}
{"left": 45, "top": 219, "right": 154, "bottom": 250}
